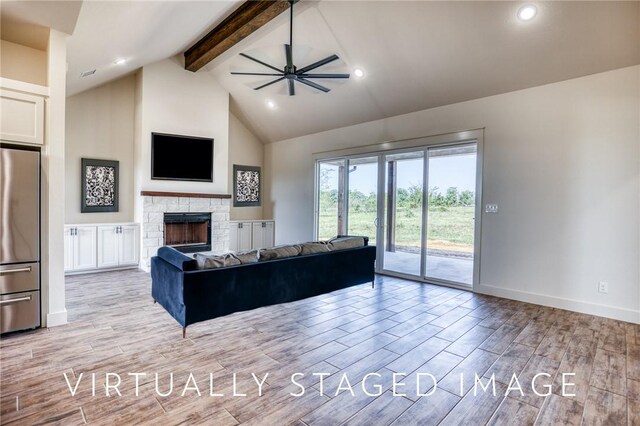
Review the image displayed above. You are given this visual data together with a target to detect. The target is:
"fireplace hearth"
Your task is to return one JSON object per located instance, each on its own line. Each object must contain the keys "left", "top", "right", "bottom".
{"left": 163, "top": 212, "right": 211, "bottom": 253}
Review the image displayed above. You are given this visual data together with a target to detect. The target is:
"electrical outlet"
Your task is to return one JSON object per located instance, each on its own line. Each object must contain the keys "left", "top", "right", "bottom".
{"left": 485, "top": 204, "right": 498, "bottom": 213}
{"left": 598, "top": 281, "right": 609, "bottom": 294}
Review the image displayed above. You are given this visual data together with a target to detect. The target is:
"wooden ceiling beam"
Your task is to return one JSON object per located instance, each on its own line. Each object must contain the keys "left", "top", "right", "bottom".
{"left": 184, "top": 0, "right": 291, "bottom": 72}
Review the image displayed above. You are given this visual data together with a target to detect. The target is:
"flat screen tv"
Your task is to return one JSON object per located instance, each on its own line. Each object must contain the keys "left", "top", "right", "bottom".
{"left": 151, "top": 133, "right": 213, "bottom": 182}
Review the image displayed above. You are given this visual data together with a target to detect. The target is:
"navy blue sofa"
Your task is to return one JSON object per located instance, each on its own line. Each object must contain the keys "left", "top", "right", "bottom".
{"left": 151, "top": 241, "right": 376, "bottom": 336}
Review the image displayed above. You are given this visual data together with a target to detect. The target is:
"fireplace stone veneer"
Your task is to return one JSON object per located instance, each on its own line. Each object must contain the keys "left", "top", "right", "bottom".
{"left": 141, "top": 195, "right": 230, "bottom": 271}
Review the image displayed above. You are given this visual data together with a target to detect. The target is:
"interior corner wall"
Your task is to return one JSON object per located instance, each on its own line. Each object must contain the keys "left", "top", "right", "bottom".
{"left": 265, "top": 65, "right": 640, "bottom": 323}
{"left": 229, "top": 113, "right": 264, "bottom": 220}
{"left": 133, "top": 56, "right": 230, "bottom": 218}
{"left": 65, "top": 74, "right": 135, "bottom": 224}
{"left": 42, "top": 29, "right": 67, "bottom": 327}
{"left": 0, "top": 39, "right": 47, "bottom": 86}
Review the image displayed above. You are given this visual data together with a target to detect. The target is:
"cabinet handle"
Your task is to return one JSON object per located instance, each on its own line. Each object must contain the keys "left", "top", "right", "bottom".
{"left": 262, "top": 222, "right": 266, "bottom": 228}
{"left": 0, "top": 295, "right": 31, "bottom": 305}
{"left": 0, "top": 266, "right": 32, "bottom": 274}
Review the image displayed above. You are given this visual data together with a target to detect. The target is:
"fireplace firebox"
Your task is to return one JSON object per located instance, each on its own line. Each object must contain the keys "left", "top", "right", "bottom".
{"left": 163, "top": 213, "right": 211, "bottom": 253}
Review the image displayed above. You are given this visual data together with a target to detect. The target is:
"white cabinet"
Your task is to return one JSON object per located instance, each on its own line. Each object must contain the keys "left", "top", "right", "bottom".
{"left": 97, "top": 226, "right": 119, "bottom": 268}
{"left": 0, "top": 89, "right": 45, "bottom": 145}
{"left": 97, "top": 224, "right": 139, "bottom": 268}
{"left": 251, "top": 221, "right": 274, "bottom": 250}
{"left": 64, "top": 226, "right": 97, "bottom": 272}
{"left": 66, "top": 223, "right": 139, "bottom": 274}
{"left": 229, "top": 220, "right": 275, "bottom": 252}
{"left": 119, "top": 225, "right": 139, "bottom": 265}
{"left": 230, "top": 221, "right": 253, "bottom": 252}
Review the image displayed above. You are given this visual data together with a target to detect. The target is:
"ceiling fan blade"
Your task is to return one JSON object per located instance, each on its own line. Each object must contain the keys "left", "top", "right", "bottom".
{"left": 231, "top": 72, "right": 284, "bottom": 76}
{"left": 296, "top": 54, "right": 339, "bottom": 75}
{"left": 298, "top": 73, "right": 350, "bottom": 79}
{"left": 285, "top": 44, "right": 293, "bottom": 69}
{"left": 254, "top": 77, "right": 285, "bottom": 91}
{"left": 239, "top": 53, "right": 283, "bottom": 73}
{"left": 288, "top": 79, "right": 295, "bottom": 96}
{"left": 296, "top": 78, "right": 330, "bottom": 93}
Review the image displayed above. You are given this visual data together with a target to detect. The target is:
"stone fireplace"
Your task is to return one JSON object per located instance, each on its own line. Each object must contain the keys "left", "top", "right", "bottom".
{"left": 140, "top": 191, "right": 230, "bottom": 271}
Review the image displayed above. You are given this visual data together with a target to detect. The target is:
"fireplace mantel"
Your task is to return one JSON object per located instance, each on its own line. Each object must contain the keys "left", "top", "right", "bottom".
{"left": 140, "top": 191, "right": 231, "bottom": 199}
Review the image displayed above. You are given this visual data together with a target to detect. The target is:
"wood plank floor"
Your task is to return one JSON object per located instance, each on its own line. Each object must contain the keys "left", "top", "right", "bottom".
{"left": 1, "top": 270, "right": 638, "bottom": 425}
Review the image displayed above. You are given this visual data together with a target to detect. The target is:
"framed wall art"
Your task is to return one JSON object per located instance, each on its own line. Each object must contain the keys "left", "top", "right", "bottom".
{"left": 233, "top": 164, "right": 261, "bottom": 207}
{"left": 81, "top": 158, "right": 119, "bottom": 213}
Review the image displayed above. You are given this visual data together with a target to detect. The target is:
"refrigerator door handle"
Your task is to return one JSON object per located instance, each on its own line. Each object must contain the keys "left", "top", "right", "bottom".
{"left": 0, "top": 266, "right": 32, "bottom": 274}
{"left": 0, "top": 295, "right": 32, "bottom": 305}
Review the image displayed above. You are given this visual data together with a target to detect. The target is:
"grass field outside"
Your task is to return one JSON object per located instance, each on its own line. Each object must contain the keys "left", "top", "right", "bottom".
{"left": 319, "top": 205, "right": 475, "bottom": 254}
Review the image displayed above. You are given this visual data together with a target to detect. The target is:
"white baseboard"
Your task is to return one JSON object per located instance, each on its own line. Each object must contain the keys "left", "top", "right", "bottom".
{"left": 476, "top": 283, "right": 640, "bottom": 324}
{"left": 46, "top": 309, "right": 68, "bottom": 327}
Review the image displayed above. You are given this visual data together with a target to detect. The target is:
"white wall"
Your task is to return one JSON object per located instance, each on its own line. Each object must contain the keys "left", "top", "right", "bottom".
{"left": 65, "top": 75, "right": 135, "bottom": 224}
{"left": 0, "top": 40, "right": 47, "bottom": 86}
{"left": 133, "top": 56, "right": 229, "bottom": 201}
{"left": 229, "top": 113, "right": 265, "bottom": 220}
{"left": 265, "top": 65, "right": 640, "bottom": 323}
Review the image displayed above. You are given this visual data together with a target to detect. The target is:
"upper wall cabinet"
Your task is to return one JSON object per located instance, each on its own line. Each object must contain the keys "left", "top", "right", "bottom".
{"left": 0, "top": 87, "right": 45, "bottom": 145}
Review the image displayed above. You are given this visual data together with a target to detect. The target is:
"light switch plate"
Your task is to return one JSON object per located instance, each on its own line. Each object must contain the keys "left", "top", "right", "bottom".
{"left": 485, "top": 204, "right": 498, "bottom": 213}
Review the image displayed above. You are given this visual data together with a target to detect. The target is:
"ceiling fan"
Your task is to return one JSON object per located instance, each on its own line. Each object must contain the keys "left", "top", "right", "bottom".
{"left": 230, "top": 0, "right": 349, "bottom": 96}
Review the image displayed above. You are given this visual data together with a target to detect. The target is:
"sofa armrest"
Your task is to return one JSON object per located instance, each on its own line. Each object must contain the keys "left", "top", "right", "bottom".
{"left": 157, "top": 246, "right": 198, "bottom": 271}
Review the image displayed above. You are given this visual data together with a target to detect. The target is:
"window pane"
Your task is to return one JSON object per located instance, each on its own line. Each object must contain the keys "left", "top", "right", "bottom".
{"left": 347, "top": 157, "right": 378, "bottom": 245}
{"left": 317, "top": 160, "right": 342, "bottom": 240}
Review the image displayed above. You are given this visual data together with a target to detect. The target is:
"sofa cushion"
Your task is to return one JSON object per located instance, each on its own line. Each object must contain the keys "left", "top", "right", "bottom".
{"left": 259, "top": 244, "right": 301, "bottom": 261}
{"left": 327, "top": 236, "right": 366, "bottom": 251}
{"left": 299, "top": 241, "right": 330, "bottom": 255}
{"left": 194, "top": 253, "right": 241, "bottom": 270}
{"left": 232, "top": 249, "right": 259, "bottom": 264}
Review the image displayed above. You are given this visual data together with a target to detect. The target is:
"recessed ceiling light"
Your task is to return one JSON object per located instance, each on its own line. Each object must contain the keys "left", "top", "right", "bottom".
{"left": 266, "top": 100, "right": 277, "bottom": 110}
{"left": 353, "top": 68, "right": 365, "bottom": 79}
{"left": 114, "top": 58, "right": 127, "bottom": 65}
{"left": 517, "top": 5, "right": 537, "bottom": 21}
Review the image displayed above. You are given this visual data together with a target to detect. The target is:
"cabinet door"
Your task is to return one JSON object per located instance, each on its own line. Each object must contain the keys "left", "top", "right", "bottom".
{"left": 97, "top": 226, "right": 119, "bottom": 269}
{"left": 0, "top": 90, "right": 44, "bottom": 145}
{"left": 238, "top": 222, "right": 253, "bottom": 251}
{"left": 229, "top": 222, "right": 239, "bottom": 252}
{"left": 263, "top": 222, "right": 275, "bottom": 248}
{"left": 74, "top": 227, "right": 97, "bottom": 270}
{"left": 251, "top": 222, "right": 275, "bottom": 249}
{"left": 251, "top": 223, "right": 263, "bottom": 250}
{"left": 64, "top": 227, "right": 74, "bottom": 272}
{"left": 118, "top": 225, "right": 139, "bottom": 266}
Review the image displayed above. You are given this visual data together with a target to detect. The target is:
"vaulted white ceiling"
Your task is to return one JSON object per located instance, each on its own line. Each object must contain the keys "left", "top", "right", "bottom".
{"left": 3, "top": 1, "right": 639, "bottom": 144}
{"left": 207, "top": 1, "right": 640, "bottom": 142}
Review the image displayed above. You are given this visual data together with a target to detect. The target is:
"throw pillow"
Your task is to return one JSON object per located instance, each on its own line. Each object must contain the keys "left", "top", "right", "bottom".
{"left": 327, "top": 236, "right": 365, "bottom": 251}
{"left": 194, "top": 253, "right": 241, "bottom": 270}
{"left": 232, "top": 249, "right": 259, "bottom": 264}
{"left": 259, "top": 244, "right": 301, "bottom": 261}
{"left": 299, "top": 241, "right": 330, "bottom": 255}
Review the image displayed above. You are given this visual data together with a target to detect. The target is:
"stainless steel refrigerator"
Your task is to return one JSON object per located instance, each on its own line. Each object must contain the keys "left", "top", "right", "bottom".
{"left": 0, "top": 144, "right": 40, "bottom": 334}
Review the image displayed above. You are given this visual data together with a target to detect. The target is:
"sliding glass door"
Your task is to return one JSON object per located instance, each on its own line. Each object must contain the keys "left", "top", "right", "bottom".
{"left": 317, "top": 159, "right": 344, "bottom": 240}
{"left": 316, "top": 156, "right": 378, "bottom": 243}
{"left": 425, "top": 144, "right": 477, "bottom": 286}
{"left": 346, "top": 157, "right": 378, "bottom": 245}
{"left": 381, "top": 151, "right": 424, "bottom": 276}
{"left": 315, "top": 136, "right": 480, "bottom": 288}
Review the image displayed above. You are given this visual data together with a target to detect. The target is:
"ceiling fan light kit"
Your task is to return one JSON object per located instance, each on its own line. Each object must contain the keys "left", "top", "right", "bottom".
{"left": 231, "top": 0, "right": 350, "bottom": 96}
